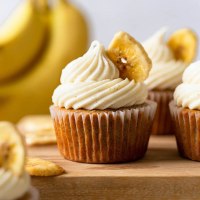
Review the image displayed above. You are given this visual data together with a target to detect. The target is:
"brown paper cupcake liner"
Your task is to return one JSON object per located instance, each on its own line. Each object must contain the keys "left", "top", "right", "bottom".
{"left": 148, "top": 90, "right": 173, "bottom": 135}
{"left": 169, "top": 101, "right": 200, "bottom": 161}
{"left": 50, "top": 101, "right": 157, "bottom": 163}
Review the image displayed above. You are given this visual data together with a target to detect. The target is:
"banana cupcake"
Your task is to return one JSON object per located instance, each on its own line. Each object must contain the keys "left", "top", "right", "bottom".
{"left": 50, "top": 32, "right": 157, "bottom": 163}
{"left": 0, "top": 122, "right": 39, "bottom": 200}
{"left": 170, "top": 61, "right": 200, "bottom": 161}
{"left": 143, "top": 27, "right": 197, "bottom": 135}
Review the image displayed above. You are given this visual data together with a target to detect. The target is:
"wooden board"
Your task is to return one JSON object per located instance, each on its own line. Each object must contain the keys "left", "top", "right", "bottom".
{"left": 28, "top": 136, "right": 200, "bottom": 200}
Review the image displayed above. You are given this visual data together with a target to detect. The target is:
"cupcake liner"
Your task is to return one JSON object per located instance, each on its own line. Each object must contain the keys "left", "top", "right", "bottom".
{"left": 169, "top": 101, "right": 200, "bottom": 161}
{"left": 50, "top": 101, "right": 157, "bottom": 163}
{"left": 148, "top": 90, "right": 173, "bottom": 135}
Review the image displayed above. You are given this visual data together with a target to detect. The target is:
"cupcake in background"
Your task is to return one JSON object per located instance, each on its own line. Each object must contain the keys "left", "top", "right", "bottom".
{"left": 50, "top": 32, "right": 157, "bottom": 163}
{"left": 0, "top": 122, "right": 39, "bottom": 200}
{"left": 170, "top": 61, "right": 200, "bottom": 161}
{"left": 143, "top": 27, "right": 198, "bottom": 135}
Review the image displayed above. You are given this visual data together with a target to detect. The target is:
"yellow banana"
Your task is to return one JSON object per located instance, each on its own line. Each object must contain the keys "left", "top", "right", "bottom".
{"left": 0, "top": 0, "right": 88, "bottom": 122}
{"left": 0, "top": 0, "right": 47, "bottom": 82}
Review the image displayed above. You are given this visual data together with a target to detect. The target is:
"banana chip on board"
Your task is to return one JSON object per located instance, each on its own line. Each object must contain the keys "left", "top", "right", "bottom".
{"left": 17, "top": 115, "right": 57, "bottom": 146}
{"left": 26, "top": 157, "right": 64, "bottom": 177}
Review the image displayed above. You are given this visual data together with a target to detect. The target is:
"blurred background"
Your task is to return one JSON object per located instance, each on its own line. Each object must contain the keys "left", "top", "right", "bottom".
{"left": 0, "top": 0, "right": 199, "bottom": 122}
{"left": 1, "top": 0, "right": 200, "bottom": 45}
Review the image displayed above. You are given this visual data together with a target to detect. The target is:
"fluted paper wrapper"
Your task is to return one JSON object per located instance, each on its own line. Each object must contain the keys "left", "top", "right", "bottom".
{"left": 170, "top": 101, "right": 200, "bottom": 161}
{"left": 148, "top": 90, "right": 173, "bottom": 135}
{"left": 50, "top": 101, "right": 156, "bottom": 163}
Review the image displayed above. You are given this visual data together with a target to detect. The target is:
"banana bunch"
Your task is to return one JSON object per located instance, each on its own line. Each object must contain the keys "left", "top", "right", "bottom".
{"left": 0, "top": 0, "right": 88, "bottom": 122}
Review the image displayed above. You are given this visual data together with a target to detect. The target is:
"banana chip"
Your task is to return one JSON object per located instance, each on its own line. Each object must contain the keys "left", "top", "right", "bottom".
{"left": 168, "top": 28, "right": 198, "bottom": 63}
{"left": 26, "top": 157, "right": 64, "bottom": 177}
{"left": 0, "top": 122, "right": 26, "bottom": 176}
{"left": 17, "top": 115, "right": 57, "bottom": 146}
{"left": 107, "top": 31, "right": 152, "bottom": 82}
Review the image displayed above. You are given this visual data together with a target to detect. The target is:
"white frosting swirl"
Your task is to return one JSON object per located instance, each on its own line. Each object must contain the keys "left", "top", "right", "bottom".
{"left": 0, "top": 169, "right": 30, "bottom": 200}
{"left": 53, "top": 78, "right": 147, "bottom": 110}
{"left": 143, "top": 27, "right": 174, "bottom": 63}
{"left": 143, "top": 28, "right": 187, "bottom": 90}
{"left": 145, "top": 60, "right": 187, "bottom": 90}
{"left": 174, "top": 61, "right": 200, "bottom": 110}
{"left": 53, "top": 41, "right": 147, "bottom": 110}
{"left": 61, "top": 41, "right": 119, "bottom": 83}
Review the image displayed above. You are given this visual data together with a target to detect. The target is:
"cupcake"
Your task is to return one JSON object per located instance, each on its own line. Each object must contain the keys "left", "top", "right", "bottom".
{"left": 50, "top": 32, "right": 157, "bottom": 163}
{"left": 143, "top": 27, "right": 197, "bottom": 135}
{"left": 0, "top": 122, "right": 39, "bottom": 200}
{"left": 170, "top": 61, "right": 200, "bottom": 161}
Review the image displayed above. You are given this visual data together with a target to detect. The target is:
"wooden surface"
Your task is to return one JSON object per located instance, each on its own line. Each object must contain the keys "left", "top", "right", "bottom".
{"left": 28, "top": 136, "right": 200, "bottom": 200}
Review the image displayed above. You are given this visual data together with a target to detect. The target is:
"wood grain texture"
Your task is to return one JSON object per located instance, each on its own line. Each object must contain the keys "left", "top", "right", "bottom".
{"left": 28, "top": 136, "right": 200, "bottom": 200}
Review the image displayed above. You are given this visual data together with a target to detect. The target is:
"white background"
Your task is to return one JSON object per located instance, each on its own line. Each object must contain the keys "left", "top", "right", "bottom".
{"left": 1, "top": 0, "right": 200, "bottom": 56}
